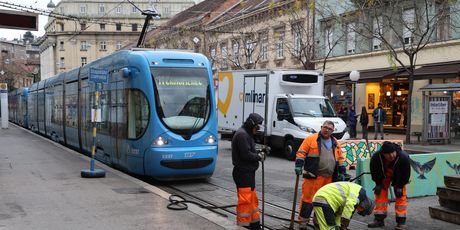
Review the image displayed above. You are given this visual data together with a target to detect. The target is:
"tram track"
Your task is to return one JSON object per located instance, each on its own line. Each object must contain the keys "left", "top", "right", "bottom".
{"left": 148, "top": 178, "right": 298, "bottom": 230}
{"left": 144, "top": 176, "right": 370, "bottom": 230}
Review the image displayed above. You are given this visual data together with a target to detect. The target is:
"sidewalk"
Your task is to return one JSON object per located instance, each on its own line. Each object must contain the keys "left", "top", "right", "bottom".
{"left": 353, "top": 131, "right": 460, "bottom": 153}
{"left": 0, "top": 124, "right": 238, "bottom": 230}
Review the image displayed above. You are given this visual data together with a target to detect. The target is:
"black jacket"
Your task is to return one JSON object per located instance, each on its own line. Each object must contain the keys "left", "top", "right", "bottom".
{"left": 231, "top": 126, "right": 261, "bottom": 172}
{"left": 360, "top": 114, "right": 369, "bottom": 126}
{"left": 370, "top": 146, "right": 411, "bottom": 189}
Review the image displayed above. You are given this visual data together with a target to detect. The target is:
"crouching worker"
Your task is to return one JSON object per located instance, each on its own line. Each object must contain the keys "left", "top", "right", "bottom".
{"left": 232, "top": 113, "right": 266, "bottom": 230}
{"left": 312, "top": 182, "right": 374, "bottom": 230}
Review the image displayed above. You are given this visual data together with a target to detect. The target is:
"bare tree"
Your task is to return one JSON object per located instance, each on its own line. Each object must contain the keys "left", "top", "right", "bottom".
{"left": 348, "top": 0, "right": 460, "bottom": 143}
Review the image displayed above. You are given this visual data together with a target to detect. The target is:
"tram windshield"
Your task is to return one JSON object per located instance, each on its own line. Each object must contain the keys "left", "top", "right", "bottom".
{"left": 151, "top": 67, "right": 211, "bottom": 135}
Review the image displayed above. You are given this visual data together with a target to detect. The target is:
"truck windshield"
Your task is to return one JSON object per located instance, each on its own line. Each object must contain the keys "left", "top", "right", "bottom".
{"left": 151, "top": 67, "right": 211, "bottom": 135}
{"left": 290, "top": 98, "right": 337, "bottom": 117}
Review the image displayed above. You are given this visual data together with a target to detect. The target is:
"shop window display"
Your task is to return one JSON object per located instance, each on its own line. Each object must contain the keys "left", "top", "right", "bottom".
{"left": 379, "top": 82, "right": 408, "bottom": 129}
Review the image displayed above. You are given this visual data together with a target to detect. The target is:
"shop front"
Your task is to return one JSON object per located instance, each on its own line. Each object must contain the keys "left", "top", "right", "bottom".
{"left": 325, "top": 68, "right": 407, "bottom": 133}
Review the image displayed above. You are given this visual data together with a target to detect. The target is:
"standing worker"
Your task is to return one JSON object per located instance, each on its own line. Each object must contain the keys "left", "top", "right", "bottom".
{"left": 232, "top": 113, "right": 266, "bottom": 230}
{"left": 368, "top": 141, "right": 411, "bottom": 230}
{"left": 313, "top": 182, "right": 375, "bottom": 230}
{"left": 295, "top": 120, "right": 346, "bottom": 229}
{"left": 372, "top": 103, "right": 387, "bottom": 140}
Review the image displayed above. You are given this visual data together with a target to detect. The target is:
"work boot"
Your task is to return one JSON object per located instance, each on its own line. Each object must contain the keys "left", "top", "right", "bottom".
{"left": 395, "top": 224, "right": 408, "bottom": 230}
{"left": 368, "top": 219, "right": 385, "bottom": 228}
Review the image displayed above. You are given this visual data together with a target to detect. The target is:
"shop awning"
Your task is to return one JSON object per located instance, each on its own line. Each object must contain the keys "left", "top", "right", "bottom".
{"left": 419, "top": 83, "right": 460, "bottom": 92}
{"left": 325, "top": 67, "right": 404, "bottom": 83}
{"left": 398, "top": 61, "right": 460, "bottom": 78}
{"left": 357, "top": 67, "right": 405, "bottom": 81}
{"left": 324, "top": 72, "right": 349, "bottom": 82}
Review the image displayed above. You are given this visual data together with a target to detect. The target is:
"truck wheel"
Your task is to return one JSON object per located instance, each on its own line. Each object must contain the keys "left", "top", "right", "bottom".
{"left": 284, "top": 139, "right": 296, "bottom": 161}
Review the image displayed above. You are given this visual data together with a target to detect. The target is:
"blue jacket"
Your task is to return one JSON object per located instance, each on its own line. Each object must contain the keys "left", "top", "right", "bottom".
{"left": 347, "top": 109, "right": 357, "bottom": 126}
{"left": 372, "top": 107, "right": 387, "bottom": 124}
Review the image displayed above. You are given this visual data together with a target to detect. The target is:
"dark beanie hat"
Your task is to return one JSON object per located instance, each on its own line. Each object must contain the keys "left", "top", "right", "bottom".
{"left": 381, "top": 141, "right": 397, "bottom": 154}
{"left": 244, "top": 113, "right": 264, "bottom": 129}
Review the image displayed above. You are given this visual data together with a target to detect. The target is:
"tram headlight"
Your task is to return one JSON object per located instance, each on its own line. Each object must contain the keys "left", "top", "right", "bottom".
{"left": 205, "top": 135, "right": 216, "bottom": 144}
{"left": 153, "top": 136, "right": 169, "bottom": 146}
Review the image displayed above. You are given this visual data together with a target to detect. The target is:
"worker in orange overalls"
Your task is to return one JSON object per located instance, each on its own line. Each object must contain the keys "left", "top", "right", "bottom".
{"left": 368, "top": 141, "right": 411, "bottom": 230}
{"left": 232, "top": 113, "right": 266, "bottom": 230}
{"left": 294, "top": 120, "right": 346, "bottom": 229}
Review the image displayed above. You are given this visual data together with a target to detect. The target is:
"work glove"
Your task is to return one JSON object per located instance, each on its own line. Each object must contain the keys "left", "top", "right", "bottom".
{"left": 258, "top": 151, "right": 266, "bottom": 162}
{"left": 394, "top": 187, "right": 404, "bottom": 198}
{"left": 373, "top": 184, "right": 383, "bottom": 195}
{"left": 295, "top": 158, "right": 304, "bottom": 175}
{"left": 263, "top": 146, "right": 271, "bottom": 155}
{"left": 340, "top": 217, "right": 350, "bottom": 230}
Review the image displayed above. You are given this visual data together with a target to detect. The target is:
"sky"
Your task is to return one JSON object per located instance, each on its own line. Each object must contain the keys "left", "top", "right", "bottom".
{"left": 0, "top": 0, "right": 61, "bottom": 40}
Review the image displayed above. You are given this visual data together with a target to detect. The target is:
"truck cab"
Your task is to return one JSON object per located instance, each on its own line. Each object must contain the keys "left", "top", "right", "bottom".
{"left": 271, "top": 94, "right": 349, "bottom": 160}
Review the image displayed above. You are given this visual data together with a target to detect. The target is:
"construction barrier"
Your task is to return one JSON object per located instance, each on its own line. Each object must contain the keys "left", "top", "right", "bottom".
{"left": 338, "top": 139, "right": 404, "bottom": 167}
{"left": 356, "top": 151, "right": 460, "bottom": 199}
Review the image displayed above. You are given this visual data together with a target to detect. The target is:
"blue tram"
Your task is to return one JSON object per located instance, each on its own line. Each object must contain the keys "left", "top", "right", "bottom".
{"left": 8, "top": 87, "right": 28, "bottom": 128}
{"left": 10, "top": 50, "right": 218, "bottom": 180}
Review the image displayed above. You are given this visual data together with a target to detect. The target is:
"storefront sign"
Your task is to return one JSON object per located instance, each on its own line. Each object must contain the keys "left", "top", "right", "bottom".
{"left": 429, "top": 101, "right": 448, "bottom": 114}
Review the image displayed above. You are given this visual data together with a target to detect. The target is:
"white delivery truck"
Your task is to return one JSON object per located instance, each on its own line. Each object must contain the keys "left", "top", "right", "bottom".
{"left": 217, "top": 69, "right": 349, "bottom": 160}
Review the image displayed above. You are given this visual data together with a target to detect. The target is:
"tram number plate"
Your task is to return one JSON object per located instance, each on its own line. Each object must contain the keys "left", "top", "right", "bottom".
{"left": 162, "top": 154, "right": 173, "bottom": 159}
{"left": 184, "top": 152, "right": 195, "bottom": 158}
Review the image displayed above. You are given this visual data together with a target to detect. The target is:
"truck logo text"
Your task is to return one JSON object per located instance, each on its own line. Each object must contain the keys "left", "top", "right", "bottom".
{"left": 245, "top": 90, "right": 266, "bottom": 103}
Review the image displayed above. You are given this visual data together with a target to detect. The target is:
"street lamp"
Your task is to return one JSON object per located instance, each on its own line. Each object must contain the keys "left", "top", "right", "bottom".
{"left": 349, "top": 70, "right": 360, "bottom": 106}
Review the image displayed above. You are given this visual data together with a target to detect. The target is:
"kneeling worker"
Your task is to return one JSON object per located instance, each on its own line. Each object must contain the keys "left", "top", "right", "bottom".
{"left": 312, "top": 182, "right": 374, "bottom": 230}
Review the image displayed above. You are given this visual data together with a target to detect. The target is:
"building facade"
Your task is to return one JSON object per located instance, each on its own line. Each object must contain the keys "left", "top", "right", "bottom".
{"left": 314, "top": 0, "right": 460, "bottom": 142}
{"left": 38, "top": 0, "right": 196, "bottom": 80}
{"left": 145, "top": 0, "right": 315, "bottom": 72}
{"left": 0, "top": 39, "right": 35, "bottom": 90}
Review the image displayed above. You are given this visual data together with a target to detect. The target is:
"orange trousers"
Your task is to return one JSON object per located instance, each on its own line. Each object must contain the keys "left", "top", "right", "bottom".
{"left": 298, "top": 176, "right": 333, "bottom": 224}
{"left": 374, "top": 178, "right": 407, "bottom": 224}
{"left": 236, "top": 187, "right": 260, "bottom": 227}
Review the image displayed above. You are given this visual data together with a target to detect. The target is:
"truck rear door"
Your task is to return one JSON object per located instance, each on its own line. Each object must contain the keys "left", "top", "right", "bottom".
{"left": 243, "top": 74, "right": 267, "bottom": 130}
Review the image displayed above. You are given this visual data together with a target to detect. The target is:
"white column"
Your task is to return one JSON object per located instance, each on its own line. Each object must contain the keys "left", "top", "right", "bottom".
{"left": 0, "top": 83, "right": 8, "bottom": 129}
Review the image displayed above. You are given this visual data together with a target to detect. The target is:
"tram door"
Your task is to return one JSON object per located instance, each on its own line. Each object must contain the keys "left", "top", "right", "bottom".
{"left": 110, "top": 80, "right": 125, "bottom": 166}
{"left": 81, "top": 84, "right": 90, "bottom": 155}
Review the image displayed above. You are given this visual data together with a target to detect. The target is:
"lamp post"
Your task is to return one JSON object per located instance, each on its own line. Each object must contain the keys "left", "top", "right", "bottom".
{"left": 349, "top": 70, "right": 360, "bottom": 106}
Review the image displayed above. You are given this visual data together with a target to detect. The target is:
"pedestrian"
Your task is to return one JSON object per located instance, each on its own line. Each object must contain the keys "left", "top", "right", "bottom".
{"left": 347, "top": 104, "right": 357, "bottom": 139}
{"left": 312, "top": 182, "right": 375, "bottom": 230}
{"left": 294, "top": 120, "right": 347, "bottom": 229}
{"left": 368, "top": 141, "right": 411, "bottom": 230}
{"left": 231, "top": 113, "right": 266, "bottom": 230}
{"left": 360, "top": 106, "right": 369, "bottom": 140}
{"left": 372, "top": 103, "right": 386, "bottom": 140}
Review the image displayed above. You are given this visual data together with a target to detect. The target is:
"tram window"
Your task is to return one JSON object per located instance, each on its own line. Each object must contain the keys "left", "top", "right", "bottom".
{"left": 128, "top": 89, "right": 149, "bottom": 139}
{"left": 65, "top": 82, "right": 80, "bottom": 128}
{"left": 117, "top": 88, "right": 127, "bottom": 139}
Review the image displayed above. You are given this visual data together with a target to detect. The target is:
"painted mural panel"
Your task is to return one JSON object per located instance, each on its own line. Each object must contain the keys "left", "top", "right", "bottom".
{"left": 357, "top": 151, "right": 460, "bottom": 200}
{"left": 338, "top": 139, "right": 404, "bottom": 167}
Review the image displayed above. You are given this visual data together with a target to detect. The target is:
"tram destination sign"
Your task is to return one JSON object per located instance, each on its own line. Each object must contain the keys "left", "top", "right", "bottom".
{"left": 89, "top": 68, "right": 109, "bottom": 83}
